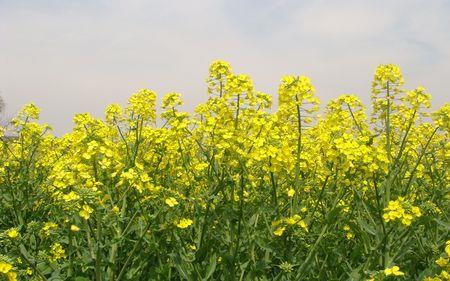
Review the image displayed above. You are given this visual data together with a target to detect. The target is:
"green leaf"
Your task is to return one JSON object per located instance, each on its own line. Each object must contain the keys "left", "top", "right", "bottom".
{"left": 202, "top": 254, "right": 217, "bottom": 281}
{"left": 357, "top": 217, "right": 376, "bottom": 236}
{"left": 73, "top": 277, "right": 90, "bottom": 281}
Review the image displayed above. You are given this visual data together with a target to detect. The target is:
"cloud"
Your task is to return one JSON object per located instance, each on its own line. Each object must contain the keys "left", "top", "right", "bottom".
{"left": 0, "top": 0, "right": 449, "bottom": 134}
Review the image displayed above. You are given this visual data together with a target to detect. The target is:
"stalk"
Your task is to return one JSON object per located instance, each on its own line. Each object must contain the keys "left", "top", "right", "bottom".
{"left": 231, "top": 173, "right": 245, "bottom": 278}
{"left": 68, "top": 228, "right": 74, "bottom": 277}
{"left": 116, "top": 221, "right": 152, "bottom": 280}
{"left": 385, "top": 82, "right": 392, "bottom": 205}
{"left": 235, "top": 93, "right": 241, "bottom": 130}
{"left": 95, "top": 210, "right": 102, "bottom": 281}
{"left": 294, "top": 94, "right": 302, "bottom": 209}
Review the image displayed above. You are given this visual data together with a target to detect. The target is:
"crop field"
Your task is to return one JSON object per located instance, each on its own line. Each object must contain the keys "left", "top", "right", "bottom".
{"left": 0, "top": 61, "right": 449, "bottom": 280}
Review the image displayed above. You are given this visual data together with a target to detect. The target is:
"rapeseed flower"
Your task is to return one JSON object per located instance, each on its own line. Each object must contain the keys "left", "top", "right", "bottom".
{"left": 5, "top": 229, "right": 19, "bottom": 239}
{"left": 79, "top": 205, "right": 93, "bottom": 220}
{"left": 384, "top": 265, "right": 404, "bottom": 276}
{"left": 165, "top": 197, "right": 179, "bottom": 207}
{"left": 70, "top": 225, "right": 80, "bottom": 232}
{"left": 49, "top": 243, "right": 66, "bottom": 262}
{"left": 287, "top": 188, "right": 295, "bottom": 197}
{"left": 176, "top": 218, "right": 193, "bottom": 229}
{"left": 273, "top": 227, "right": 286, "bottom": 236}
{"left": 0, "top": 261, "right": 13, "bottom": 273}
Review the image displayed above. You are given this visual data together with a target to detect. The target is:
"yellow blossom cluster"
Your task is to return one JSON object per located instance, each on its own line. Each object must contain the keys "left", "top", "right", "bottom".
{"left": 49, "top": 242, "right": 66, "bottom": 262}
{"left": 424, "top": 241, "right": 450, "bottom": 281}
{"left": 272, "top": 214, "right": 308, "bottom": 236}
{"left": 384, "top": 265, "right": 405, "bottom": 276}
{"left": 0, "top": 260, "right": 17, "bottom": 281}
{"left": 176, "top": 218, "right": 193, "bottom": 229}
{"left": 0, "top": 60, "right": 449, "bottom": 280}
{"left": 383, "top": 197, "right": 421, "bottom": 226}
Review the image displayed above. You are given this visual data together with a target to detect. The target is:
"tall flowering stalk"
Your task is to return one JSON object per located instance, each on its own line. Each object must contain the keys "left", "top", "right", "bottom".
{"left": 278, "top": 75, "right": 319, "bottom": 207}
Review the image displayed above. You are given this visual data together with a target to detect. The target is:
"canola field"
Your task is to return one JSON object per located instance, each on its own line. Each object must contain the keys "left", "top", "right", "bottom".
{"left": 1, "top": 61, "right": 450, "bottom": 280}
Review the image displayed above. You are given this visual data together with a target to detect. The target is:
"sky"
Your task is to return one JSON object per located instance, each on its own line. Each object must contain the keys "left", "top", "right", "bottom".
{"left": 1, "top": 0, "right": 449, "bottom": 135}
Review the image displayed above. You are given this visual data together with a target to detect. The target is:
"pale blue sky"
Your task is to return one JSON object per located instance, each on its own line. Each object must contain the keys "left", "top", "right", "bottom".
{"left": 1, "top": 0, "right": 449, "bottom": 134}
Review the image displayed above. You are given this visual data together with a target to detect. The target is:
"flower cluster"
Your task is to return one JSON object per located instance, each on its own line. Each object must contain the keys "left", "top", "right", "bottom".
{"left": 383, "top": 197, "right": 422, "bottom": 226}
{"left": 0, "top": 60, "right": 449, "bottom": 280}
{"left": 272, "top": 214, "right": 308, "bottom": 236}
{"left": 424, "top": 241, "right": 450, "bottom": 281}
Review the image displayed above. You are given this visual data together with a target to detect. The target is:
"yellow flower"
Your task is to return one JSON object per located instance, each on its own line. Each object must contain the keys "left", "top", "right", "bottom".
{"left": 49, "top": 242, "right": 66, "bottom": 262}
{"left": 287, "top": 188, "right": 295, "bottom": 197}
{"left": 285, "top": 217, "right": 297, "bottom": 225}
{"left": 440, "top": 271, "right": 450, "bottom": 279}
{"left": 436, "top": 257, "right": 448, "bottom": 267}
{"left": 274, "top": 227, "right": 286, "bottom": 236}
{"left": 383, "top": 199, "right": 421, "bottom": 226}
{"left": 70, "top": 225, "right": 80, "bottom": 232}
{"left": 126, "top": 89, "right": 157, "bottom": 121}
{"left": 6, "top": 229, "right": 19, "bottom": 239}
{"left": 80, "top": 204, "right": 93, "bottom": 220}
{"left": 445, "top": 240, "right": 450, "bottom": 256}
{"left": 0, "top": 261, "right": 13, "bottom": 273}
{"left": 20, "top": 103, "right": 40, "bottom": 119}
{"left": 105, "top": 103, "right": 123, "bottom": 122}
{"left": 225, "top": 74, "right": 254, "bottom": 95}
{"left": 112, "top": 206, "right": 120, "bottom": 213}
{"left": 62, "top": 191, "right": 80, "bottom": 202}
{"left": 42, "top": 222, "right": 58, "bottom": 236}
{"left": 208, "top": 60, "right": 232, "bottom": 80}
{"left": 6, "top": 271, "right": 17, "bottom": 281}
{"left": 165, "top": 197, "right": 179, "bottom": 207}
{"left": 176, "top": 218, "right": 193, "bottom": 229}
{"left": 297, "top": 220, "right": 308, "bottom": 232}
{"left": 384, "top": 265, "right": 404, "bottom": 276}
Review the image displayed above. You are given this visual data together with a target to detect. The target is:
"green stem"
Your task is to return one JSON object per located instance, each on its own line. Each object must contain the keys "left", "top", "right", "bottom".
{"left": 95, "top": 211, "right": 102, "bottom": 281}
{"left": 116, "top": 221, "right": 152, "bottom": 280}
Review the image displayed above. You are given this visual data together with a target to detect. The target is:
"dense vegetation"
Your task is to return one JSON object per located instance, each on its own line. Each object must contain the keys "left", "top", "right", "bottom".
{"left": 0, "top": 61, "right": 449, "bottom": 280}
